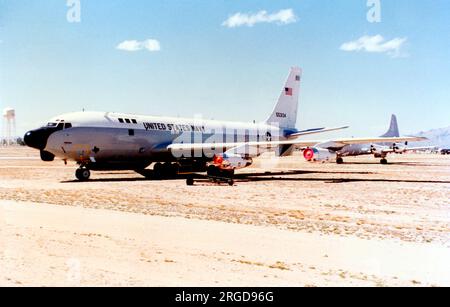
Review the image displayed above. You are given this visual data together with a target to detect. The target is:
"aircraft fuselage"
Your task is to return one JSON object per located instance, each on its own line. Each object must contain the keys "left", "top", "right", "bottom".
{"left": 25, "top": 111, "right": 287, "bottom": 170}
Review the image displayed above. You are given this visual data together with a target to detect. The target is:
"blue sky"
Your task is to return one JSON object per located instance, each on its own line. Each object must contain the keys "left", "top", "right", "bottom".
{"left": 0, "top": 0, "right": 449, "bottom": 136}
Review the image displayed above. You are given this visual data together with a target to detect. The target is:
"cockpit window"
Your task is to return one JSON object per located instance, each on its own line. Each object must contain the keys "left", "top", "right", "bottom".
{"left": 64, "top": 123, "right": 72, "bottom": 129}
{"left": 46, "top": 122, "right": 65, "bottom": 130}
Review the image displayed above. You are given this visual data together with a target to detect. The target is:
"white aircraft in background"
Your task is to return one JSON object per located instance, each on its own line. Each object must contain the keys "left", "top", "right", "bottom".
{"left": 24, "top": 67, "right": 426, "bottom": 183}
{"left": 303, "top": 114, "right": 429, "bottom": 164}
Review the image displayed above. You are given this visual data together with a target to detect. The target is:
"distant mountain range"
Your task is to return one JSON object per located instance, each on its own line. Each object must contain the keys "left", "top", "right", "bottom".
{"left": 411, "top": 126, "right": 450, "bottom": 149}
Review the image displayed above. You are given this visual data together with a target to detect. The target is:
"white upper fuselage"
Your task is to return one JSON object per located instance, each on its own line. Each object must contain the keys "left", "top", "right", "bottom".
{"left": 47, "top": 111, "right": 281, "bottom": 132}
{"left": 24, "top": 67, "right": 306, "bottom": 174}
{"left": 42, "top": 111, "right": 287, "bottom": 165}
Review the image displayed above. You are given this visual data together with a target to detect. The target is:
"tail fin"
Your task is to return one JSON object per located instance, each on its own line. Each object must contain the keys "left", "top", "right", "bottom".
{"left": 380, "top": 114, "right": 400, "bottom": 137}
{"left": 266, "top": 66, "right": 302, "bottom": 129}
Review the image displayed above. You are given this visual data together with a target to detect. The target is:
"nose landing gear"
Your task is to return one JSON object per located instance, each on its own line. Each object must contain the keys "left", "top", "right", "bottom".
{"left": 75, "top": 168, "right": 91, "bottom": 181}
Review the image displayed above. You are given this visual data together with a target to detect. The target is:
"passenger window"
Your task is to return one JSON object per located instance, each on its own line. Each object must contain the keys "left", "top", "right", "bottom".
{"left": 132, "top": 119, "right": 137, "bottom": 124}
{"left": 118, "top": 118, "right": 124, "bottom": 123}
{"left": 125, "top": 119, "right": 131, "bottom": 124}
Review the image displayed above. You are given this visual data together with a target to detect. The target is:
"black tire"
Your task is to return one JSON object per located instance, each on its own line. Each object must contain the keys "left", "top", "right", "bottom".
{"left": 207, "top": 165, "right": 218, "bottom": 177}
{"left": 336, "top": 157, "right": 344, "bottom": 164}
{"left": 186, "top": 177, "right": 194, "bottom": 186}
{"left": 171, "top": 163, "right": 180, "bottom": 177}
{"left": 380, "top": 158, "right": 388, "bottom": 165}
{"left": 153, "top": 163, "right": 163, "bottom": 178}
{"left": 228, "top": 179, "right": 234, "bottom": 186}
{"left": 165, "top": 163, "right": 179, "bottom": 178}
{"left": 75, "top": 168, "right": 91, "bottom": 181}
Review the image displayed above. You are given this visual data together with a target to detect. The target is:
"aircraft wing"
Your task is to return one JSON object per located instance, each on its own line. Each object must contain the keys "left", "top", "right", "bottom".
{"left": 379, "top": 147, "right": 396, "bottom": 154}
{"left": 167, "top": 125, "right": 350, "bottom": 156}
{"left": 318, "top": 136, "right": 427, "bottom": 149}
{"left": 167, "top": 138, "right": 321, "bottom": 157}
{"left": 374, "top": 145, "right": 435, "bottom": 155}
{"left": 396, "top": 146, "right": 437, "bottom": 153}
{"left": 287, "top": 126, "right": 349, "bottom": 138}
{"left": 168, "top": 136, "right": 427, "bottom": 155}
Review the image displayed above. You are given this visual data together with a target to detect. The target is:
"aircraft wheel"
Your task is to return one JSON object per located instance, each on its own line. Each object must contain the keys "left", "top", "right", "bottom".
{"left": 153, "top": 163, "right": 164, "bottom": 178}
{"left": 186, "top": 176, "right": 194, "bottom": 186}
{"left": 380, "top": 158, "right": 388, "bottom": 165}
{"left": 165, "top": 163, "right": 179, "bottom": 178}
{"left": 336, "top": 157, "right": 344, "bottom": 164}
{"left": 75, "top": 168, "right": 91, "bottom": 181}
{"left": 207, "top": 165, "right": 219, "bottom": 177}
{"left": 172, "top": 163, "right": 180, "bottom": 176}
{"left": 228, "top": 179, "right": 234, "bottom": 186}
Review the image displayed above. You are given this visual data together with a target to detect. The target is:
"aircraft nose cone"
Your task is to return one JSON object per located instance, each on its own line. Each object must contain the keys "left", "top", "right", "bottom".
{"left": 24, "top": 129, "right": 48, "bottom": 150}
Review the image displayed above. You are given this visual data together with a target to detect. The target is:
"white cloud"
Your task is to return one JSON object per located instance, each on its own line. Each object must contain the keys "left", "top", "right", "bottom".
{"left": 340, "top": 35, "right": 407, "bottom": 57}
{"left": 222, "top": 9, "right": 297, "bottom": 28}
{"left": 116, "top": 39, "right": 161, "bottom": 52}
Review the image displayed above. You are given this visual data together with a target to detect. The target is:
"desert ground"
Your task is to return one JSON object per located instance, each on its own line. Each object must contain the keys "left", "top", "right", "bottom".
{"left": 0, "top": 146, "right": 449, "bottom": 286}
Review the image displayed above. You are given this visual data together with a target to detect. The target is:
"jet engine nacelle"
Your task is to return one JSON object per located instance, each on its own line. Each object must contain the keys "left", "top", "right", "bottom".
{"left": 212, "top": 154, "right": 253, "bottom": 170}
{"left": 303, "top": 147, "right": 334, "bottom": 163}
{"left": 370, "top": 144, "right": 386, "bottom": 157}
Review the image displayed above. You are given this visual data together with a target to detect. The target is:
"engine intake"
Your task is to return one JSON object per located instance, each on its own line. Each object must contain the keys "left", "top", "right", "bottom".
{"left": 303, "top": 147, "right": 334, "bottom": 163}
{"left": 211, "top": 154, "right": 253, "bottom": 170}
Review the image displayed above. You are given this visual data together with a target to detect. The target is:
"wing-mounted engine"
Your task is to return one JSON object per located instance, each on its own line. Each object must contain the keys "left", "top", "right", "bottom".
{"left": 303, "top": 147, "right": 334, "bottom": 163}
{"left": 210, "top": 154, "right": 253, "bottom": 170}
{"left": 370, "top": 144, "right": 385, "bottom": 157}
{"left": 370, "top": 143, "right": 400, "bottom": 157}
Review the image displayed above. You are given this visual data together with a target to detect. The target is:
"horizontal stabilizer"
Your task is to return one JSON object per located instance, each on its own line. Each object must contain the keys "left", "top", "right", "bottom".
{"left": 287, "top": 126, "right": 349, "bottom": 139}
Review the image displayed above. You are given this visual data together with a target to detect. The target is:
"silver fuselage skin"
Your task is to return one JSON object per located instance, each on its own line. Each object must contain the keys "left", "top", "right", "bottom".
{"left": 336, "top": 143, "right": 374, "bottom": 157}
{"left": 35, "top": 112, "right": 288, "bottom": 170}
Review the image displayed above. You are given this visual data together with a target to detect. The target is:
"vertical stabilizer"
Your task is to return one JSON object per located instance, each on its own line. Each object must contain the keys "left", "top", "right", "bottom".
{"left": 380, "top": 114, "right": 400, "bottom": 137}
{"left": 266, "top": 67, "right": 302, "bottom": 129}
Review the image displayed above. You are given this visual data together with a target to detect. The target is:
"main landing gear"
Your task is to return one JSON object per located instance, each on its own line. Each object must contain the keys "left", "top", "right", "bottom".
{"left": 75, "top": 167, "right": 91, "bottom": 181}
{"left": 336, "top": 157, "right": 344, "bottom": 164}
{"left": 380, "top": 158, "right": 388, "bottom": 165}
{"left": 153, "top": 162, "right": 179, "bottom": 179}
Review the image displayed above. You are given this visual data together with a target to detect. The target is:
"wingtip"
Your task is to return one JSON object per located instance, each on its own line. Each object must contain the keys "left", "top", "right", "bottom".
{"left": 408, "top": 136, "right": 428, "bottom": 141}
